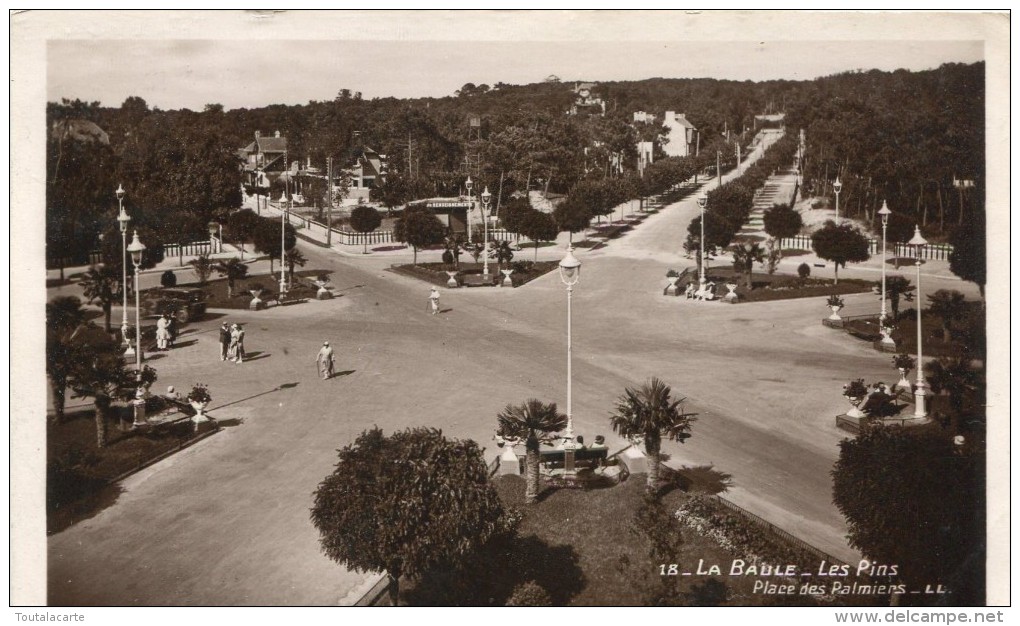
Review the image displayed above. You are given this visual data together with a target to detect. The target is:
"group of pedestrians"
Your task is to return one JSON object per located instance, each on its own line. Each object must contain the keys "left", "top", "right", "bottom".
{"left": 155, "top": 313, "right": 178, "bottom": 351}
{"left": 218, "top": 322, "right": 246, "bottom": 363}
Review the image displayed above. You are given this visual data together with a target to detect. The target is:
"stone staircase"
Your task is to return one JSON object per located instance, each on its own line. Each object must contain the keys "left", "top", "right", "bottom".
{"left": 739, "top": 166, "right": 799, "bottom": 237}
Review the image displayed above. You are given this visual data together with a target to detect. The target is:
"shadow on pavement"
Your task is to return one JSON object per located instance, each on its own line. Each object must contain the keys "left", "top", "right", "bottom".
{"left": 47, "top": 483, "right": 125, "bottom": 536}
{"left": 332, "top": 370, "right": 356, "bottom": 378}
{"left": 659, "top": 464, "right": 733, "bottom": 497}
{"left": 243, "top": 351, "right": 270, "bottom": 362}
{"left": 439, "top": 308, "right": 453, "bottom": 314}
{"left": 214, "top": 418, "right": 245, "bottom": 428}
{"left": 209, "top": 382, "right": 299, "bottom": 411}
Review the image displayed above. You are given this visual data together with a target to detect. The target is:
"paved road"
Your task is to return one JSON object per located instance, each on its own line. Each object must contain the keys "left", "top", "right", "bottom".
{"left": 48, "top": 131, "right": 978, "bottom": 604}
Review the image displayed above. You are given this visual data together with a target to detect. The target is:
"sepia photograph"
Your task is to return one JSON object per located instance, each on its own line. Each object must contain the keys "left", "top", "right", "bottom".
{"left": 10, "top": 9, "right": 1010, "bottom": 616}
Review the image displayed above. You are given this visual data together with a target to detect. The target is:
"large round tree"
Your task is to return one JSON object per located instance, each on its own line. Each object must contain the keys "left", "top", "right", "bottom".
{"left": 311, "top": 427, "right": 506, "bottom": 605}
{"left": 832, "top": 426, "right": 985, "bottom": 604}
{"left": 393, "top": 207, "right": 446, "bottom": 265}
{"left": 811, "top": 220, "right": 871, "bottom": 284}
{"left": 349, "top": 205, "right": 383, "bottom": 254}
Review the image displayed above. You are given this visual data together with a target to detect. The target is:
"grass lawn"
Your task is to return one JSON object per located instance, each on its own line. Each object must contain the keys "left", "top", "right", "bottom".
{"left": 403, "top": 469, "right": 854, "bottom": 606}
{"left": 47, "top": 401, "right": 211, "bottom": 534}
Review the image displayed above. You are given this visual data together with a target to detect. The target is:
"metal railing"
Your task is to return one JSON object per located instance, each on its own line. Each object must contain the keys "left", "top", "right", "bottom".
{"left": 779, "top": 236, "right": 954, "bottom": 261}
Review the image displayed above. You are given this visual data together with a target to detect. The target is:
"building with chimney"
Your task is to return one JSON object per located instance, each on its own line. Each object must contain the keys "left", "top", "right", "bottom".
{"left": 661, "top": 112, "right": 697, "bottom": 158}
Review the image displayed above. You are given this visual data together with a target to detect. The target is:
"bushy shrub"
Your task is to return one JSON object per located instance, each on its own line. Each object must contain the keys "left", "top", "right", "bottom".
{"left": 506, "top": 581, "right": 553, "bottom": 607}
{"left": 797, "top": 263, "right": 811, "bottom": 280}
{"left": 511, "top": 260, "right": 535, "bottom": 275}
{"left": 160, "top": 270, "right": 177, "bottom": 288}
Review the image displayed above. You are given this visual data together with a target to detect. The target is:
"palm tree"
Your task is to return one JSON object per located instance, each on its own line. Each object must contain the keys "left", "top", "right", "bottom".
{"left": 926, "top": 289, "right": 967, "bottom": 343}
{"left": 731, "top": 241, "right": 764, "bottom": 289}
{"left": 67, "top": 333, "right": 132, "bottom": 448}
{"left": 79, "top": 265, "right": 119, "bottom": 333}
{"left": 496, "top": 399, "right": 568, "bottom": 504}
{"left": 610, "top": 378, "right": 697, "bottom": 495}
{"left": 924, "top": 357, "right": 979, "bottom": 433}
{"left": 285, "top": 248, "right": 307, "bottom": 280}
{"left": 884, "top": 275, "right": 913, "bottom": 319}
{"left": 215, "top": 257, "right": 249, "bottom": 298}
{"left": 46, "top": 296, "right": 87, "bottom": 423}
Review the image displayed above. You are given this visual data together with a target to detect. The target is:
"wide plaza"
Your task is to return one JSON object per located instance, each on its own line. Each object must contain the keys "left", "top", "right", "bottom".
{"left": 46, "top": 155, "right": 978, "bottom": 604}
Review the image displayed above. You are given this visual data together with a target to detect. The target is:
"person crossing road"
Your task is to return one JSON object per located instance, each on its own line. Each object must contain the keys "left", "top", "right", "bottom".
{"left": 316, "top": 341, "right": 335, "bottom": 380}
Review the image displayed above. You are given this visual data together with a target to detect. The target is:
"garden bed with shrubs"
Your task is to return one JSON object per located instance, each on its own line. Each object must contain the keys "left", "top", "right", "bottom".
{"left": 389, "top": 261, "right": 559, "bottom": 288}
{"left": 696, "top": 266, "right": 876, "bottom": 303}
{"left": 47, "top": 398, "right": 215, "bottom": 533}
{"left": 403, "top": 474, "right": 870, "bottom": 606}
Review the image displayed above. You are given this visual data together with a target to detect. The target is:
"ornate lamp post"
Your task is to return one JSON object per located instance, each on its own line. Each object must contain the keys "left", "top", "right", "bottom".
{"left": 280, "top": 176, "right": 289, "bottom": 295}
{"left": 697, "top": 191, "right": 708, "bottom": 292}
{"left": 908, "top": 225, "right": 928, "bottom": 418}
{"left": 833, "top": 177, "right": 842, "bottom": 219}
{"left": 116, "top": 184, "right": 132, "bottom": 356}
{"left": 558, "top": 247, "right": 582, "bottom": 459}
{"left": 481, "top": 186, "right": 492, "bottom": 282}
{"left": 465, "top": 176, "right": 474, "bottom": 244}
{"left": 126, "top": 231, "right": 148, "bottom": 427}
{"left": 877, "top": 201, "right": 895, "bottom": 346}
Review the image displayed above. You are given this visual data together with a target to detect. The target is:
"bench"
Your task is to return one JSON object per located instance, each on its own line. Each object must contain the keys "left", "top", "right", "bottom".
{"left": 266, "top": 293, "right": 309, "bottom": 307}
{"left": 539, "top": 446, "right": 608, "bottom": 470}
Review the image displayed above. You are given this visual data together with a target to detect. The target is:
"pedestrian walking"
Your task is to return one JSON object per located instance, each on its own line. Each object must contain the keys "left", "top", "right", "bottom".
{"left": 156, "top": 314, "right": 170, "bottom": 350}
{"left": 167, "top": 312, "right": 178, "bottom": 348}
{"left": 316, "top": 341, "right": 335, "bottom": 380}
{"left": 218, "top": 322, "right": 231, "bottom": 361}
{"left": 428, "top": 287, "right": 440, "bottom": 315}
{"left": 230, "top": 324, "right": 246, "bottom": 364}
{"left": 235, "top": 324, "right": 246, "bottom": 363}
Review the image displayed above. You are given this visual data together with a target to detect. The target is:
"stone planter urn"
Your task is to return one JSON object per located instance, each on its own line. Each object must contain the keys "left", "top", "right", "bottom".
{"left": 313, "top": 279, "right": 333, "bottom": 300}
{"left": 665, "top": 275, "right": 680, "bottom": 296}
{"left": 249, "top": 288, "right": 265, "bottom": 310}
{"left": 844, "top": 395, "right": 866, "bottom": 418}
{"left": 446, "top": 271, "right": 459, "bottom": 288}
{"left": 724, "top": 282, "right": 739, "bottom": 302}
{"left": 500, "top": 269, "right": 514, "bottom": 287}
{"left": 828, "top": 304, "right": 844, "bottom": 321}
{"left": 189, "top": 400, "right": 210, "bottom": 423}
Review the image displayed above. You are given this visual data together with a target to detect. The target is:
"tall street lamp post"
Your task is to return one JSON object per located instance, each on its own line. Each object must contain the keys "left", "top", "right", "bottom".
{"left": 116, "top": 184, "right": 132, "bottom": 356}
{"left": 465, "top": 176, "right": 474, "bottom": 244}
{"left": 697, "top": 191, "right": 708, "bottom": 292}
{"left": 558, "top": 247, "right": 581, "bottom": 479}
{"left": 280, "top": 177, "right": 289, "bottom": 295}
{"left": 833, "top": 177, "right": 842, "bottom": 219}
{"left": 908, "top": 225, "right": 928, "bottom": 418}
{"left": 126, "top": 231, "right": 147, "bottom": 427}
{"left": 877, "top": 201, "right": 895, "bottom": 347}
{"left": 481, "top": 186, "right": 492, "bottom": 282}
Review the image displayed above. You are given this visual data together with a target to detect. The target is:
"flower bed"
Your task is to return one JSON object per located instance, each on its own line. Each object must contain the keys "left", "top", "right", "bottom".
{"left": 675, "top": 495, "right": 829, "bottom": 576}
{"left": 389, "top": 261, "right": 560, "bottom": 288}
{"left": 701, "top": 268, "right": 876, "bottom": 303}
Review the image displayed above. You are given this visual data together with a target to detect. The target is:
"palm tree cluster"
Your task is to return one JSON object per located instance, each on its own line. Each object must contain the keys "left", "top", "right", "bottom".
{"left": 498, "top": 377, "right": 698, "bottom": 502}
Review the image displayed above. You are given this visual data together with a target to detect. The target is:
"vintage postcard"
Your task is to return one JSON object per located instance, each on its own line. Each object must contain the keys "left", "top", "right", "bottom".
{"left": 10, "top": 9, "right": 1009, "bottom": 615}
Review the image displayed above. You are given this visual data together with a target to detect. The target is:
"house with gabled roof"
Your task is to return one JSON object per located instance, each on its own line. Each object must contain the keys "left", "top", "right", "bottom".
{"left": 239, "top": 130, "right": 288, "bottom": 174}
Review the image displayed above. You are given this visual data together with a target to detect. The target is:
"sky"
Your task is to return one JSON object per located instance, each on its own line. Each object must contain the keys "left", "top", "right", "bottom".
{"left": 39, "top": 11, "right": 988, "bottom": 112}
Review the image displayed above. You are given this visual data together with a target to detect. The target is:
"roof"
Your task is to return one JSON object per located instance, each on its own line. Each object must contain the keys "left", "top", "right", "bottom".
{"left": 51, "top": 119, "right": 110, "bottom": 145}
{"left": 670, "top": 113, "right": 696, "bottom": 129}
{"left": 256, "top": 136, "right": 287, "bottom": 153}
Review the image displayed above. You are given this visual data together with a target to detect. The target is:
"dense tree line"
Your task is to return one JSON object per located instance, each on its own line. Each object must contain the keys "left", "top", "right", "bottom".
{"left": 47, "top": 62, "right": 983, "bottom": 272}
